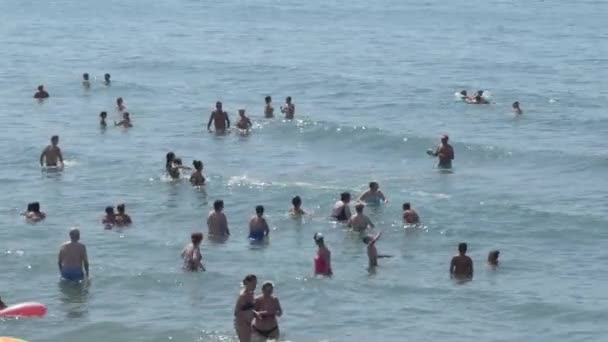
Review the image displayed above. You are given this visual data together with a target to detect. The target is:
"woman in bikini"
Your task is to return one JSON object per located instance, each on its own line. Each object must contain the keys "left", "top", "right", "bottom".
{"left": 252, "top": 281, "right": 283, "bottom": 341}
{"left": 234, "top": 274, "right": 260, "bottom": 342}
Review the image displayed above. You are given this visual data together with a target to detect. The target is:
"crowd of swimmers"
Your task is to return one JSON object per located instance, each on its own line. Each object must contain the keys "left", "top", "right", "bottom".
{"left": 17, "top": 77, "right": 512, "bottom": 342}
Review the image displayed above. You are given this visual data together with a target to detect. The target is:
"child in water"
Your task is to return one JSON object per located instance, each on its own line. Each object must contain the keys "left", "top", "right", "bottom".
{"left": 102, "top": 206, "right": 116, "bottom": 228}
{"left": 362, "top": 231, "right": 391, "bottom": 268}
{"left": 181, "top": 232, "right": 205, "bottom": 271}
{"left": 115, "top": 203, "right": 132, "bottom": 226}
{"left": 190, "top": 160, "right": 205, "bottom": 186}
{"left": 512, "top": 101, "right": 522, "bottom": 115}
{"left": 488, "top": 250, "right": 500, "bottom": 267}
{"left": 99, "top": 111, "right": 108, "bottom": 127}
{"left": 115, "top": 112, "right": 132, "bottom": 128}
{"left": 22, "top": 202, "right": 46, "bottom": 222}
{"left": 289, "top": 195, "right": 306, "bottom": 217}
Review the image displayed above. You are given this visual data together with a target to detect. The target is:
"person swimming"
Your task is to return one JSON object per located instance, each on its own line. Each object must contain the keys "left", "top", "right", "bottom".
{"left": 488, "top": 250, "right": 500, "bottom": 267}
{"left": 82, "top": 73, "right": 90, "bottom": 88}
{"left": 208, "top": 199, "right": 230, "bottom": 238}
{"left": 115, "top": 112, "right": 133, "bottom": 128}
{"left": 115, "top": 203, "right": 132, "bottom": 226}
{"left": 207, "top": 101, "right": 230, "bottom": 133}
{"left": 347, "top": 202, "right": 375, "bottom": 232}
{"left": 234, "top": 274, "right": 260, "bottom": 342}
{"left": 190, "top": 160, "right": 205, "bottom": 186}
{"left": 402, "top": 202, "right": 420, "bottom": 224}
{"left": 359, "top": 181, "right": 387, "bottom": 204}
{"left": 58, "top": 228, "right": 89, "bottom": 282}
{"left": 512, "top": 101, "right": 522, "bottom": 115}
{"left": 264, "top": 96, "right": 274, "bottom": 118}
{"left": 450, "top": 242, "right": 473, "bottom": 280}
{"left": 99, "top": 111, "right": 108, "bottom": 128}
{"left": 102, "top": 206, "right": 116, "bottom": 228}
{"left": 313, "top": 233, "right": 332, "bottom": 276}
{"left": 331, "top": 192, "right": 352, "bottom": 222}
{"left": 427, "top": 134, "right": 454, "bottom": 169}
{"left": 40, "top": 135, "right": 64, "bottom": 168}
{"left": 236, "top": 109, "right": 252, "bottom": 130}
{"left": 22, "top": 202, "right": 46, "bottom": 222}
{"left": 289, "top": 195, "right": 306, "bottom": 217}
{"left": 280, "top": 96, "right": 295, "bottom": 119}
{"left": 104, "top": 73, "right": 111, "bottom": 86}
{"left": 34, "top": 85, "right": 49, "bottom": 99}
{"left": 252, "top": 281, "right": 283, "bottom": 340}
{"left": 181, "top": 232, "right": 205, "bottom": 272}
{"left": 249, "top": 205, "right": 270, "bottom": 241}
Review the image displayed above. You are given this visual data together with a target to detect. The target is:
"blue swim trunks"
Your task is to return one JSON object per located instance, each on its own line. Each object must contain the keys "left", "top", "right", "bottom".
{"left": 249, "top": 230, "right": 265, "bottom": 241}
{"left": 61, "top": 266, "right": 84, "bottom": 281}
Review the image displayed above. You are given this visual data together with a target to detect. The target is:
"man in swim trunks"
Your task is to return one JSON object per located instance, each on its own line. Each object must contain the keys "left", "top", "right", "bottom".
{"left": 207, "top": 101, "right": 230, "bottom": 133}
{"left": 249, "top": 205, "right": 270, "bottom": 241}
{"left": 280, "top": 96, "right": 295, "bottom": 119}
{"left": 104, "top": 73, "right": 111, "bottom": 86}
{"left": 40, "top": 135, "right": 64, "bottom": 168}
{"left": 402, "top": 202, "right": 420, "bottom": 224}
{"left": 450, "top": 242, "right": 473, "bottom": 280}
{"left": 34, "top": 85, "right": 49, "bottom": 99}
{"left": 58, "top": 228, "right": 89, "bottom": 281}
{"left": 359, "top": 181, "right": 387, "bottom": 204}
{"left": 208, "top": 199, "right": 230, "bottom": 238}
{"left": 264, "top": 96, "right": 274, "bottom": 118}
{"left": 82, "top": 73, "right": 90, "bottom": 88}
{"left": 429, "top": 134, "right": 454, "bottom": 169}
{"left": 116, "top": 97, "right": 125, "bottom": 112}
{"left": 331, "top": 192, "right": 352, "bottom": 222}
{"left": 348, "top": 202, "right": 375, "bottom": 232}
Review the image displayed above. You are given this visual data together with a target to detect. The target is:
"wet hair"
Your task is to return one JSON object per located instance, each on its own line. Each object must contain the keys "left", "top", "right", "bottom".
{"left": 104, "top": 73, "right": 111, "bottom": 80}
{"left": 262, "top": 281, "right": 274, "bottom": 290}
{"left": 265, "top": 96, "right": 271, "bottom": 104}
{"left": 105, "top": 206, "right": 114, "bottom": 215}
{"left": 38, "top": 85, "right": 44, "bottom": 91}
{"left": 192, "top": 160, "right": 203, "bottom": 170}
{"left": 27, "top": 202, "right": 40, "bottom": 212}
{"left": 403, "top": 202, "right": 411, "bottom": 210}
{"left": 243, "top": 274, "right": 257, "bottom": 285}
{"left": 286, "top": 96, "right": 292, "bottom": 102}
{"left": 355, "top": 203, "right": 364, "bottom": 213}
{"left": 477, "top": 90, "right": 484, "bottom": 96}
{"left": 488, "top": 250, "right": 500, "bottom": 262}
{"left": 83, "top": 73, "right": 89, "bottom": 80}
{"left": 512, "top": 101, "right": 520, "bottom": 108}
{"left": 100, "top": 111, "right": 107, "bottom": 118}
{"left": 362, "top": 236, "right": 371, "bottom": 244}
{"left": 51, "top": 135, "right": 59, "bottom": 142}
{"left": 313, "top": 232, "right": 324, "bottom": 244}
{"left": 216, "top": 101, "right": 222, "bottom": 108}
{"left": 69, "top": 228, "right": 80, "bottom": 240}
{"left": 191, "top": 232, "right": 203, "bottom": 244}
{"left": 340, "top": 192, "right": 351, "bottom": 202}
{"left": 174, "top": 158, "right": 183, "bottom": 166}
{"left": 116, "top": 97, "right": 123, "bottom": 104}
{"left": 369, "top": 181, "right": 378, "bottom": 189}
{"left": 292, "top": 196, "right": 302, "bottom": 207}
{"left": 255, "top": 205, "right": 264, "bottom": 215}
{"left": 117, "top": 203, "right": 126, "bottom": 213}
{"left": 460, "top": 90, "right": 467, "bottom": 97}
{"left": 166, "top": 152, "right": 175, "bottom": 169}
{"left": 123, "top": 112, "right": 130, "bottom": 118}
{"left": 441, "top": 134, "right": 449, "bottom": 142}
{"left": 213, "top": 199, "right": 224, "bottom": 211}
{"left": 458, "top": 242, "right": 468, "bottom": 254}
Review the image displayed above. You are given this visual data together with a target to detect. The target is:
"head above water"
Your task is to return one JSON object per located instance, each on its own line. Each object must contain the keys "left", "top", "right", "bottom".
{"left": 340, "top": 192, "right": 351, "bottom": 203}
{"left": 238, "top": 109, "right": 245, "bottom": 116}
{"left": 242, "top": 274, "right": 257, "bottom": 287}
{"left": 369, "top": 182, "right": 379, "bottom": 191}
{"left": 265, "top": 96, "right": 272, "bottom": 104}
{"left": 362, "top": 236, "right": 371, "bottom": 244}
{"left": 255, "top": 205, "right": 264, "bottom": 216}
{"left": 27, "top": 202, "right": 40, "bottom": 212}
{"left": 69, "top": 228, "right": 80, "bottom": 241}
{"left": 100, "top": 111, "right": 107, "bottom": 118}
{"left": 83, "top": 73, "right": 89, "bottom": 80}
{"left": 104, "top": 73, "right": 111, "bottom": 81}
{"left": 403, "top": 202, "right": 411, "bottom": 210}
{"left": 458, "top": 242, "right": 468, "bottom": 254}
{"left": 441, "top": 134, "right": 449, "bottom": 144}
{"left": 313, "top": 232, "right": 324, "bottom": 245}
{"left": 51, "top": 135, "right": 59, "bottom": 145}
{"left": 355, "top": 202, "right": 365, "bottom": 213}
{"left": 166, "top": 152, "right": 176, "bottom": 165}
{"left": 105, "top": 206, "right": 114, "bottom": 215}
{"left": 488, "top": 250, "right": 500, "bottom": 263}
{"left": 116, "top": 97, "right": 123, "bottom": 105}
{"left": 215, "top": 101, "right": 222, "bottom": 110}
{"left": 214, "top": 199, "right": 224, "bottom": 211}
{"left": 477, "top": 90, "right": 484, "bottom": 96}
{"left": 37, "top": 85, "right": 44, "bottom": 91}
{"left": 117, "top": 203, "right": 126, "bottom": 214}
{"left": 191, "top": 232, "right": 203, "bottom": 245}
{"left": 292, "top": 195, "right": 302, "bottom": 208}
{"left": 123, "top": 112, "right": 130, "bottom": 119}
{"left": 261, "top": 281, "right": 274, "bottom": 295}
{"left": 512, "top": 101, "right": 520, "bottom": 108}
{"left": 286, "top": 96, "right": 292, "bottom": 103}
{"left": 192, "top": 160, "right": 203, "bottom": 171}
{"left": 460, "top": 90, "right": 467, "bottom": 97}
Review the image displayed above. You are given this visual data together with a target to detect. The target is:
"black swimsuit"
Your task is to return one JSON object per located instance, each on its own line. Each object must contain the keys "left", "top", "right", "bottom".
{"left": 335, "top": 206, "right": 348, "bottom": 222}
{"left": 253, "top": 325, "right": 278, "bottom": 338}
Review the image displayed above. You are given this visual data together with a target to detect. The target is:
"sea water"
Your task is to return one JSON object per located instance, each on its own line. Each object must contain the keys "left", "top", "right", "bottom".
{"left": 1, "top": 0, "right": 608, "bottom": 341}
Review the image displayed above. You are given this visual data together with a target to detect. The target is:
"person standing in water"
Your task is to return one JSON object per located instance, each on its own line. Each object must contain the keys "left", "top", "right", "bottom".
{"left": 40, "top": 135, "right": 64, "bottom": 168}
{"left": 359, "top": 182, "right": 387, "bottom": 204}
{"left": 363, "top": 231, "right": 383, "bottom": 268}
{"left": 450, "top": 242, "right": 473, "bottom": 280}
{"left": 313, "top": 233, "right": 332, "bottom": 276}
{"left": 280, "top": 96, "right": 295, "bottom": 119}
{"left": 22, "top": 202, "right": 46, "bottom": 222}
{"left": 488, "top": 250, "right": 500, "bottom": 267}
{"left": 512, "top": 101, "right": 522, "bottom": 115}
{"left": 116, "top": 97, "right": 125, "bottom": 112}
{"left": 252, "top": 281, "right": 283, "bottom": 341}
{"left": 82, "top": 73, "right": 90, "bottom": 88}
{"left": 102, "top": 206, "right": 116, "bottom": 228}
{"left": 58, "top": 228, "right": 89, "bottom": 282}
{"left": 347, "top": 202, "right": 375, "bottom": 232}
{"left": 104, "top": 73, "right": 111, "bottom": 86}
{"left": 34, "top": 85, "right": 49, "bottom": 99}
{"left": 402, "top": 202, "right": 420, "bottom": 224}
{"left": 115, "top": 112, "right": 133, "bottom": 128}
{"left": 249, "top": 205, "right": 270, "bottom": 242}
{"left": 289, "top": 195, "right": 306, "bottom": 217}
{"left": 99, "top": 111, "right": 108, "bottom": 128}
{"left": 190, "top": 160, "right": 205, "bottom": 186}
{"left": 207, "top": 101, "right": 230, "bottom": 133}
{"left": 264, "top": 96, "right": 274, "bottom": 118}
{"left": 234, "top": 274, "right": 260, "bottom": 342}
{"left": 428, "top": 134, "right": 454, "bottom": 169}
{"left": 331, "top": 192, "right": 352, "bottom": 222}
{"left": 208, "top": 199, "right": 230, "bottom": 238}
{"left": 115, "top": 203, "right": 132, "bottom": 226}
{"left": 236, "top": 109, "right": 253, "bottom": 130}
{"left": 181, "top": 232, "right": 205, "bottom": 272}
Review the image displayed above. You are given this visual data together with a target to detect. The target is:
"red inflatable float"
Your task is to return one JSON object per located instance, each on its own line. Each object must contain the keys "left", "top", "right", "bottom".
{"left": 0, "top": 302, "right": 47, "bottom": 317}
